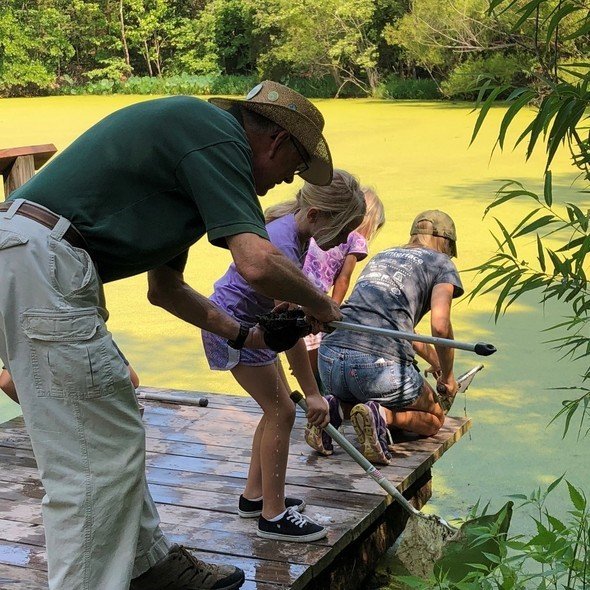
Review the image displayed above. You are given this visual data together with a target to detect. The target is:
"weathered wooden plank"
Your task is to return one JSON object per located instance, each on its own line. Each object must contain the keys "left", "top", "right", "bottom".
{"left": 0, "top": 389, "right": 471, "bottom": 590}
{"left": 0, "top": 540, "right": 47, "bottom": 570}
{"left": 0, "top": 540, "right": 290, "bottom": 590}
{"left": 0, "top": 562, "right": 48, "bottom": 589}
{"left": 157, "top": 518, "right": 331, "bottom": 565}
{"left": 146, "top": 467, "right": 382, "bottom": 512}
{"left": 0, "top": 144, "right": 57, "bottom": 174}
{"left": 0, "top": 518, "right": 45, "bottom": 547}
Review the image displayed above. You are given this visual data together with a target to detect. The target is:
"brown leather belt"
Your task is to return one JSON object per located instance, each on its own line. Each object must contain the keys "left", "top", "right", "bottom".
{"left": 0, "top": 201, "right": 88, "bottom": 251}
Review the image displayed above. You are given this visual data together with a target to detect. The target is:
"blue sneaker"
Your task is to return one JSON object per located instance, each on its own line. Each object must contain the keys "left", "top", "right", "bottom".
{"left": 350, "top": 401, "right": 393, "bottom": 465}
{"left": 304, "top": 395, "right": 343, "bottom": 456}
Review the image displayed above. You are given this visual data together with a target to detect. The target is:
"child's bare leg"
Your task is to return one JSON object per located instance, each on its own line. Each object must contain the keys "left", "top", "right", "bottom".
{"left": 383, "top": 382, "right": 444, "bottom": 437}
{"left": 307, "top": 348, "right": 319, "bottom": 381}
{"left": 232, "top": 361, "right": 295, "bottom": 519}
{"left": 242, "top": 415, "right": 266, "bottom": 500}
{"left": 0, "top": 369, "right": 19, "bottom": 404}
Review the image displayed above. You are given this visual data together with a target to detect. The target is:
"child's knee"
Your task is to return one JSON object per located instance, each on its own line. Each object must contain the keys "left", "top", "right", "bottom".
{"left": 266, "top": 400, "right": 295, "bottom": 426}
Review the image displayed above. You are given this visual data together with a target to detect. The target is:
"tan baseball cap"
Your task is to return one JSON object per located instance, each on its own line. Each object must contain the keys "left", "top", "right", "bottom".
{"left": 410, "top": 210, "right": 457, "bottom": 256}
{"left": 209, "top": 80, "right": 333, "bottom": 186}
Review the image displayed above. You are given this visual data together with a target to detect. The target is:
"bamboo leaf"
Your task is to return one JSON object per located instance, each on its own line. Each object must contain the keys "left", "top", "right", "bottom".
{"left": 545, "top": 3, "right": 579, "bottom": 45}
{"left": 558, "top": 66, "right": 590, "bottom": 80}
{"left": 512, "top": 0, "right": 545, "bottom": 32}
{"left": 526, "top": 96, "right": 562, "bottom": 160}
{"left": 513, "top": 215, "right": 558, "bottom": 238}
{"left": 547, "top": 250, "right": 564, "bottom": 275}
{"left": 471, "top": 85, "right": 510, "bottom": 145}
{"left": 494, "top": 218, "right": 518, "bottom": 257}
{"left": 511, "top": 207, "right": 542, "bottom": 235}
{"left": 495, "top": 273, "right": 522, "bottom": 319}
{"left": 537, "top": 234, "right": 546, "bottom": 272}
{"left": 566, "top": 203, "right": 589, "bottom": 230}
{"left": 543, "top": 170, "right": 552, "bottom": 207}
{"left": 564, "top": 19, "right": 590, "bottom": 40}
{"left": 546, "top": 101, "right": 585, "bottom": 168}
{"left": 498, "top": 90, "right": 537, "bottom": 150}
{"left": 547, "top": 474, "right": 565, "bottom": 493}
{"left": 555, "top": 235, "right": 586, "bottom": 252}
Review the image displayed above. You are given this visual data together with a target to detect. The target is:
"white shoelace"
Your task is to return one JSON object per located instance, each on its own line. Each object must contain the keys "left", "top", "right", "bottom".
{"left": 285, "top": 507, "right": 316, "bottom": 528}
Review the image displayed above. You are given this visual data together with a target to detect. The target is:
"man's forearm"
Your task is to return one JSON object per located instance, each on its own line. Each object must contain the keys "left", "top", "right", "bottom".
{"left": 148, "top": 268, "right": 241, "bottom": 341}
{"left": 247, "top": 249, "right": 328, "bottom": 308}
{"left": 227, "top": 233, "right": 337, "bottom": 320}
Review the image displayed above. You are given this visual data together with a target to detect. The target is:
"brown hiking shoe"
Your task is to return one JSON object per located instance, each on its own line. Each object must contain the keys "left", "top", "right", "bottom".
{"left": 129, "top": 545, "right": 245, "bottom": 589}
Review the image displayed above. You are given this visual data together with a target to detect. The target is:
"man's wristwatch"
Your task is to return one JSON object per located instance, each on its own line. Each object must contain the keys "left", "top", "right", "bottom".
{"left": 228, "top": 325, "right": 250, "bottom": 350}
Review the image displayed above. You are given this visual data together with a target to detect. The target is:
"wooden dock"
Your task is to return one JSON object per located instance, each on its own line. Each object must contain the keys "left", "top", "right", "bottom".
{"left": 0, "top": 386, "right": 471, "bottom": 590}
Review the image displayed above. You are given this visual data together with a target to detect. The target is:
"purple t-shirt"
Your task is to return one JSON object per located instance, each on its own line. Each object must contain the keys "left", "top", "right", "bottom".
{"left": 303, "top": 231, "right": 368, "bottom": 293}
{"left": 210, "top": 214, "right": 305, "bottom": 324}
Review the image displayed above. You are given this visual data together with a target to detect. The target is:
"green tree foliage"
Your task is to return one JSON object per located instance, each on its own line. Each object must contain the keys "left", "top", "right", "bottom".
{"left": 250, "top": 0, "right": 381, "bottom": 95}
{"left": 469, "top": 0, "right": 590, "bottom": 437}
{"left": 0, "top": 0, "right": 588, "bottom": 97}
{"left": 386, "top": 0, "right": 586, "bottom": 97}
{"left": 168, "top": 0, "right": 255, "bottom": 75}
{"left": 0, "top": 0, "right": 74, "bottom": 95}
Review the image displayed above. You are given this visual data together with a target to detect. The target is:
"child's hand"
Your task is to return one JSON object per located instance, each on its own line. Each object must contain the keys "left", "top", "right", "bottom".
{"left": 424, "top": 364, "right": 442, "bottom": 379}
{"left": 305, "top": 395, "right": 329, "bottom": 428}
{"left": 436, "top": 374, "right": 458, "bottom": 397}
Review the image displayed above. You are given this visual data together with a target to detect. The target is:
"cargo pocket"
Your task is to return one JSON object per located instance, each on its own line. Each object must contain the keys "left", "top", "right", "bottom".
{"left": 0, "top": 229, "right": 29, "bottom": 250}
{"left": 48, "top": 238, "right": 98, "bottom": 303}
{"left": 22, "top": 308, "right": 115, "bottom": 399}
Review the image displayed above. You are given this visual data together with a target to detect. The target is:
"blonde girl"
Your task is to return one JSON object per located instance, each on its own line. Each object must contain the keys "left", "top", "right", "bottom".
{"left": 302, "top": 187, "right": 385, "bottom": 379}
{"left": 201, "top": 169, "right": 366, "bottom": 542}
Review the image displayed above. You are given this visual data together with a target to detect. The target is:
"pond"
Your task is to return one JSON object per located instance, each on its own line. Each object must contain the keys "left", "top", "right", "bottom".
{"left": 1, "top": 96, "right": 587, "bottom": 585}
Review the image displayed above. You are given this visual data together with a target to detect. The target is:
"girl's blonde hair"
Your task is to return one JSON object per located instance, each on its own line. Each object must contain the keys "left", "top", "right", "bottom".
{"left": 405, "top": 220, "right": 456, "bottom": 257}
{"left": 264, "top": 169, "right": 366, "bottom": 248}
{"left": 355, "top": 187, "right": 386, "bottom": 241}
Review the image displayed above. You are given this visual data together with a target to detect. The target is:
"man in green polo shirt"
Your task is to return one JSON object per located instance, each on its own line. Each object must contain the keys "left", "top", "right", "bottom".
{"left": 0, "top": 81, "right": 340, "bottom": 590}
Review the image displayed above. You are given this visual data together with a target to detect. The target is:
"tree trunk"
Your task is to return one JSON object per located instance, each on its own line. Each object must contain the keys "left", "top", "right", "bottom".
{"left": 119, "top": 0, "right": 131, "bottom": 68}
{"left": 144, "top": 40, "right": 153, "bottom": 77}
{"left": 366, "top": 67, "right": 379, "bottom": 95}
{"left": 154, "top": 36, "right": 162, "bottom": 76}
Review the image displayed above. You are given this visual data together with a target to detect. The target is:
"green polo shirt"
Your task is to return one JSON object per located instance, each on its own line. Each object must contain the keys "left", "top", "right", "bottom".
{"left": 11, "top": 96, "right": 268, "bottom": 283}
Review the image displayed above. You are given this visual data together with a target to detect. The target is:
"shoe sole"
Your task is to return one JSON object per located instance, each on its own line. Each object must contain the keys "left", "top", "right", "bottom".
{"left": 256, "top": 527, "right": 327, "bottom": 542}
{"left": 238, "top": 500, "right": 306, "bottom": 519}
{"left": 304, "top": 425, "right": 333, "bottom": 456}
{"left": 350, "top": 405, "right": 391, "bottom": 466}
{"left": 214, "top": 575, "right": 245, "bottom": 590}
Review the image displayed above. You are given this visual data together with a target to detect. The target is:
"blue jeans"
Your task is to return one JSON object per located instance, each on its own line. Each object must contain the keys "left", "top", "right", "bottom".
{"left": 318, "top": 344, "right": 423, "bottom": 409}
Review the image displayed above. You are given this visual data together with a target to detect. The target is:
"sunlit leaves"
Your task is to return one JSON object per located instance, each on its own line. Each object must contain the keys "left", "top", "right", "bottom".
{"left": 469, "top": 0, "right": 589, "bottom": 439}
{"left": 392, "top": 478, "right": 589, "bottom": 589}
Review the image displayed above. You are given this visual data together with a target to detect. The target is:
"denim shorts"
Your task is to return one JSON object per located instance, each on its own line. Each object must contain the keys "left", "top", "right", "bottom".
{"left": 318, "top": 345, "right": 423, "bottom": 409}
{"left": 202, "top": 329, "right": 277, "bottom": 370}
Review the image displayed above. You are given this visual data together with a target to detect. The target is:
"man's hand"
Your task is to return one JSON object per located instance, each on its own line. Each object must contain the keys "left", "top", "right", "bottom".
{"left": 302, "top": 298, "right": 342, "bottom": 333}
{"left": 305, "top": 395, "right": 329, "bottom": 428}
{"left": 424, "top": 364, "right": 442, "bottom": 379}
{"left": 257, "top": 309, "right": 312, "bottom": 352}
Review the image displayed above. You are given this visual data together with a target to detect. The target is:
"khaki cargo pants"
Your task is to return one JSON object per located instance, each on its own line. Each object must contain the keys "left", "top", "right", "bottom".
{"left": 0, "top": 200, "right": 170, "bottom": 589}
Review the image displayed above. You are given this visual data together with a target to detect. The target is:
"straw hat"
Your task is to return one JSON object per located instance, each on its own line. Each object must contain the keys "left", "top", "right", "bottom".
{"left": 410, "top": 210, "right": 458, "bottom": 256}
{"left": 209, "top": 80, "right": 333, "bottom": 186}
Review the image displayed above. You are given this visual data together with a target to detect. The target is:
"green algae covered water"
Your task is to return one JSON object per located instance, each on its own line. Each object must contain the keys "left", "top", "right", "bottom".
{"left": 1, "top": 97, "right": 587, "bottom": 585}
